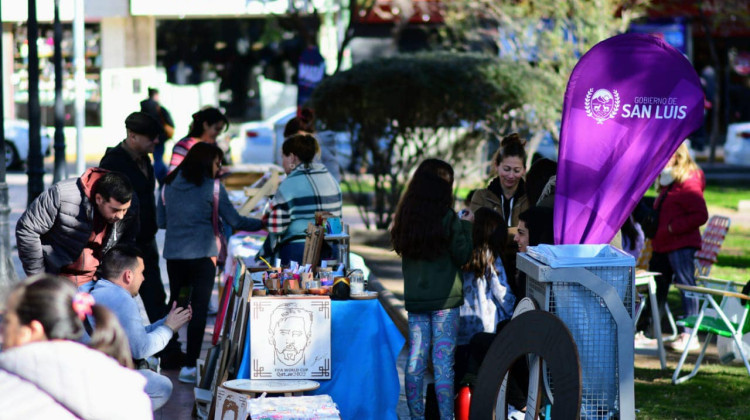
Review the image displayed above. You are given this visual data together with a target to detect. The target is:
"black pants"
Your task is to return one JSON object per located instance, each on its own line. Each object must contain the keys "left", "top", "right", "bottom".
{"left": 137, "top": 239, "right": 167, "bottom": 323}
{"left": 167, "top": 258, "right": 216, "bottom": 367}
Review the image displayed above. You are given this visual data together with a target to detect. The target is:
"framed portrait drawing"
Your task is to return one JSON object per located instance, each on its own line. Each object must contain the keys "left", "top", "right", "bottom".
{"left": 215, "top": 386, "right": 248, "bottom": 420}
{"left": 250, "top": 297, "right": 331, "bottom": 380}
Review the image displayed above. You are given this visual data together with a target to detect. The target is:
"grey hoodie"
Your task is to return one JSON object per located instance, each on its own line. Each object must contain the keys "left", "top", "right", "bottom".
{"left": 158, "top": 173, "right": 262, "bottom": 260}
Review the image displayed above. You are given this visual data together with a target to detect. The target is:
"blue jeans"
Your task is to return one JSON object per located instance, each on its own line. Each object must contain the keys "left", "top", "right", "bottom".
{"left": 139, "top": 369, "right": 173, "bottom": 410}
{"left": 406, "top": 308, "right": 459, "bottom": 420}
{"left": 650, "top": 248, "right": 699, "bottom": 331}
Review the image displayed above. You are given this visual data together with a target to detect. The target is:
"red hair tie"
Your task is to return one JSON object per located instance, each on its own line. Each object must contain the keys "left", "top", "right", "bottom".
{"left": 72, "top": 292, "right": 95, "bottom": 321}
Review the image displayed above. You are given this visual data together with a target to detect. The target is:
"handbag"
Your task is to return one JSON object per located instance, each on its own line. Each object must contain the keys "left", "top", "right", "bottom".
{"left": 634, "top": 183, "right": 673, "bottom": 239}
{"left": 212, "top": 179, "right": 228, "bottom": 266}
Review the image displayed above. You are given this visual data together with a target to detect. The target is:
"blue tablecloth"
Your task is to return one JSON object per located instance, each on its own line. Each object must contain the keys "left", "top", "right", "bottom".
{"left": 238, "top": 299, "right": 405, "bottom": 420}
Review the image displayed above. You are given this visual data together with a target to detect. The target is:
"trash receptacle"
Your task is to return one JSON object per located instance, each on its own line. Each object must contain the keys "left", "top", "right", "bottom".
{"left": 518, "top": 244, "right": 635, "bottom": 420}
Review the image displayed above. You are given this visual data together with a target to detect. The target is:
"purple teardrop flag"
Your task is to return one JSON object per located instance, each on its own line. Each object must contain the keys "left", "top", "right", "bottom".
{"left": 554, "top": 33, "right": 704, "bottom": 244}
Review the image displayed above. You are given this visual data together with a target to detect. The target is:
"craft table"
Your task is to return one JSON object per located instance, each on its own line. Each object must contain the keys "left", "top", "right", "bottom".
{"left": 237, "top": 299, "right": 405, "bottom": 420}
{"left": 634, "top": 270, "right": 667, "bottom": 369}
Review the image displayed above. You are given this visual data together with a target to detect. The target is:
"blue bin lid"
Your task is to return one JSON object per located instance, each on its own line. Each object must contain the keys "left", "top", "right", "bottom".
{"left": 526, "top": 244, "right": 635, "bottom": 268}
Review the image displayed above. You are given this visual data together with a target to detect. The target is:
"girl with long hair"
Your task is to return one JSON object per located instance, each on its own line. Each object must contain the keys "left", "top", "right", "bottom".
{"left": 390, "top": 158, "right": 473, "bottom": 419}
{"left": 453, "top": 208, "right": 516, "bottom": 399}
{"left": 168, "top": 107, "right": 229, "bottom": 173}
{"left": 459, "top": 207, "right": 516, "bottom": 346}
{"left": 0, "top": 274, "right": 152, "bottom": 418}
{"left": 159, "top": 142, "right": 262, "bottom": 383}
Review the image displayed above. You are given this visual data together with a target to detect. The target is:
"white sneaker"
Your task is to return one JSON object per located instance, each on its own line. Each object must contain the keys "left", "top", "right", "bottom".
{"left": 669, "top": 333, "right": 700, "bottom": 353}
{"left": 507, "top": 404, "right": 525, "bottom": 420}
{"left": 634, "top": 331, "right": 658, "bottom": 349}
{"left": 178, "top": 366, "right": 197, "bottom": 384}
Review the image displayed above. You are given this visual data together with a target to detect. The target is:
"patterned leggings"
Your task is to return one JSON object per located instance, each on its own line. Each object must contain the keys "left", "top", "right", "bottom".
{"left": 406, "top": 308, "right": 460, "bottom": 420}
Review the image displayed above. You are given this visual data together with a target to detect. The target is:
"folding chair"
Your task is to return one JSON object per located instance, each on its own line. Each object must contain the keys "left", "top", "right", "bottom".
{"left": 694, "top": 215, "right": 731, "bottom": 278}
{"left": 671, "top": 278, "right": 750, "bottom": 385}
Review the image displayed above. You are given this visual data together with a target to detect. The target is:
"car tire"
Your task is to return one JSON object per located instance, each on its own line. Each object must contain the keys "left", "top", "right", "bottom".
{"left": 4, "top": 141, "right": 19, "bottom": 170}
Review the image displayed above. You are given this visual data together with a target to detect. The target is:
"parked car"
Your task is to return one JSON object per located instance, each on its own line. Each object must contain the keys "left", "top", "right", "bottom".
{"left": 4, "top": 120, "right": 52, "bottom": 169}
{"left": 233, "top": 108, "right": 352, "bottom": 174}
{"left": 236, "top": 107, "right": 297, "bottom": 165}
{"left": 725, "top": 122, "right": 750, "bottom": 166}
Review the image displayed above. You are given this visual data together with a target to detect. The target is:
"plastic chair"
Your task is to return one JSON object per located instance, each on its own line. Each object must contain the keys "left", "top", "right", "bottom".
{"left": 694, "top": 215, "right": 731, "bottom": 277}
{"left": 672, "top": 278, "right": 750, "bottom": 385}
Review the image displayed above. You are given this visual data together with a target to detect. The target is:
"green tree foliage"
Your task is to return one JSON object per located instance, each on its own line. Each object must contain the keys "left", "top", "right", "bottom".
{"left": 441, "top": 0, "right": 650, "bottom": 157}
{"left": 310, "top": 51, "right": 556, "bottom": 228}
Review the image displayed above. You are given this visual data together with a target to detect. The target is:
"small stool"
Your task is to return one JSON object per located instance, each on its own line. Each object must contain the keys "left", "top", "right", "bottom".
{"left": 222, "top": 379, "right": 320, "bottom": 397}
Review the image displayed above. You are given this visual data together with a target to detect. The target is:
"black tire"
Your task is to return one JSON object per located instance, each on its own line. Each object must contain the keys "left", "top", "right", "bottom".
{"left": 4, "top": 141, "right": 19, "bottom": 170}
{"left": 470, "top": 310, "right": 582, "bottom": 420}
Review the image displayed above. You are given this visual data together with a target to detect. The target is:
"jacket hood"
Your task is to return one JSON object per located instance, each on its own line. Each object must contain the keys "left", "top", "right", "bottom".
{"left": 77, "top": 167, "right": 110, "bottom": 201}
{"left": 0, "top": 341, "right": 151, "bottom": 419}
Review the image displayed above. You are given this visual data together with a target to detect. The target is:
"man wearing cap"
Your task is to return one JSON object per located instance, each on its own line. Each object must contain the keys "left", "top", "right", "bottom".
{"left": 99, "top": 112, "right": 167, "bottom": 324}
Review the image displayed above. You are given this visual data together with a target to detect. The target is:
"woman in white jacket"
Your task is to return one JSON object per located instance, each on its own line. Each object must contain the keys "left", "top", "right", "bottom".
{"left": 0, "top": 274, "right": 152, "bottom": 419}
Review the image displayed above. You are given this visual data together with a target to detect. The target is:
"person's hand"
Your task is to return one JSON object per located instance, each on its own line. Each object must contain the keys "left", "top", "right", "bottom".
{"left": 164, "top": 302, "right": 192, "bottom": 332}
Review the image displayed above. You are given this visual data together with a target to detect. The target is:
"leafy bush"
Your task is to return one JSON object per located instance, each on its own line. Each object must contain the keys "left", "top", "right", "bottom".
{"left": 310, "top": 51, "right": 556, "bottom": 228}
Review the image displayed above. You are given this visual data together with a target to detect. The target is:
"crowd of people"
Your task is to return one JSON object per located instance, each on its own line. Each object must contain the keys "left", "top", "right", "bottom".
{"left": 4, "top": 93, "right": 342, "bottom": 415}
{"left": 390, "top": 134, "right": 707, "bottom": 419}
{"left": 1, "top": 83, "right": 708, "bottom": 418}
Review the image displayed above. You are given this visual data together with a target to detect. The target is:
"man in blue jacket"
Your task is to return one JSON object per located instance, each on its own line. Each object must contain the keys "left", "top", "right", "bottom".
{"left": 80, "top": 245, "right": 192, "bottom": 410}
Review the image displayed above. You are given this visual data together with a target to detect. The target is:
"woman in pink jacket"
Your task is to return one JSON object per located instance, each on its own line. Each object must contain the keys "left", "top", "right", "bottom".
{"left": 650, "top": 143, "right": 708, "bottom": 353}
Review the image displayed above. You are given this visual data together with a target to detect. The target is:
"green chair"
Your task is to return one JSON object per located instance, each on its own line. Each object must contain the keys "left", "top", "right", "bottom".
{"left": 671, "top": 278, "right": 750, "bottom": 385}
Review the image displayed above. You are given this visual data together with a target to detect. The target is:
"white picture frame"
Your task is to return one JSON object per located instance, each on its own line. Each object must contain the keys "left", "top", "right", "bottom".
{"left": 249, "top": 297, "right": 331, "bottom": 379}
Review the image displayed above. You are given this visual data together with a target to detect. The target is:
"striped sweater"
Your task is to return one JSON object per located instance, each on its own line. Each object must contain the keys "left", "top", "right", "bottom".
{"left": 167, "top": 136, "right": 199, "bottom": 174}
{"left": 263, "top": 163, "right": 342, "bottom": 243}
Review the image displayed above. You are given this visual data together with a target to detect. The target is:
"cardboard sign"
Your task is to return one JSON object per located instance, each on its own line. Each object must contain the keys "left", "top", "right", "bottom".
{"left": 250, "top": 297, "right": 331, "bottom": 379}
{"left": 215, "top": 386, "right": 248, "bottom": 420}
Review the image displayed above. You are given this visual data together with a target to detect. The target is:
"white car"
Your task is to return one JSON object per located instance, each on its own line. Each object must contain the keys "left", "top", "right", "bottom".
{"left": 725, "top": 122, "right": 750, "bottom": 166}
{"left": 234, "top": 108, "right": 352, "bottom": 174}
{"left": 4, "top": 120, "right": 52, "bottom": 169}
{"left": 237, "top": 107, "right": 297, "bottom": 165}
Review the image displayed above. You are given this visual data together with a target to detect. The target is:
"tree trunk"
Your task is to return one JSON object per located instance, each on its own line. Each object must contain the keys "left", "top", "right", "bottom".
{"left": 702, "top": 12, "right": 721, "bottom": 163}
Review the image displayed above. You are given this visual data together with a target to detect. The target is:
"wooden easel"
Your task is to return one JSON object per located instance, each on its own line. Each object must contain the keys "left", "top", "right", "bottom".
{"left": 237, "top": 171, "right": 280, "bottom": 216}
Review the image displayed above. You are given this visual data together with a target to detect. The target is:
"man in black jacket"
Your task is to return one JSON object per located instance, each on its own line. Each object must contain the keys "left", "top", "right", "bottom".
{"left": 100, "top": 112, "right": 166, "bottom": 324}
